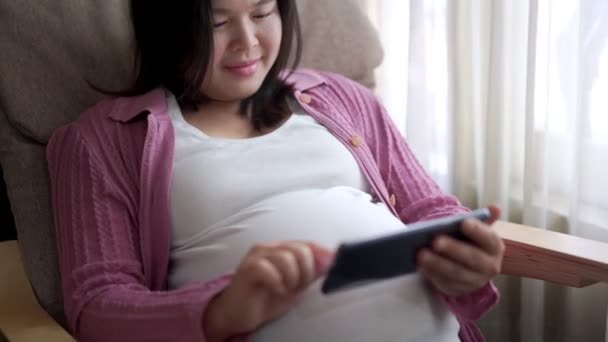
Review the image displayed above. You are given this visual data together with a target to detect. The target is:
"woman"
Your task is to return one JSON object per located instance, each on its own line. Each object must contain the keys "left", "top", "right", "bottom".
{"left": 47, "top": 0, "right": 504, "bottom": 341}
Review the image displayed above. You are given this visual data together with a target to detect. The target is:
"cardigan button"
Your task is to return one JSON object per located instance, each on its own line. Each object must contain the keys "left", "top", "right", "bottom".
{"left": 389, "top": 194, "right": 397, "bottom": 207}
{"left": 299, "top": 94, "right": 312, "bottom": 104}
{"left": 350, "top": 135, "right": 364, "bottom": 147}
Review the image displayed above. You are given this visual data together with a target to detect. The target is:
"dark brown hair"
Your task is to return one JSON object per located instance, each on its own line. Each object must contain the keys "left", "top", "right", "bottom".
{"left": 123, "top": 0, "right": 302, "bottom": 129}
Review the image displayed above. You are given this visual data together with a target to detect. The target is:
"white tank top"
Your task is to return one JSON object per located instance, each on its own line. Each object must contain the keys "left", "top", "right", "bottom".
{"left": 166, "top": 92, "right": 460, "bottom": 341}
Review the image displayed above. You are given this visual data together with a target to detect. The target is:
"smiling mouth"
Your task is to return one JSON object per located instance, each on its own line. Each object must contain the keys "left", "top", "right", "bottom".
{"left": 225, "top": 59, "right": 260, "bottom": 69}
{"left": 224, "top": 59, "right": 261, "bottom": 77}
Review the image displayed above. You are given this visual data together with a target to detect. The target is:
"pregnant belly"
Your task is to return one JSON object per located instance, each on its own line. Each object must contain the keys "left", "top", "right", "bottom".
{"left": 169, "top": 188, "right": 460, "bottom": 341}
{"left": 169, "top": 187, "right": 408, "bottom": 285}
{"left": 253, "top": 275, "right": 459, "bottom": 342}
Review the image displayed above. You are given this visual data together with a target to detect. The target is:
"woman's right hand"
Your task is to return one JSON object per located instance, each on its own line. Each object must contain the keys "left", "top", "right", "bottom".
{"left": 203, "top": 241, "right": 334, "bottom": 341}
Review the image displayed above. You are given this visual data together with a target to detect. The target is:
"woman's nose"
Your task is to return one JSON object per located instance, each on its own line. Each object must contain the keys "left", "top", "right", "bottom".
{"left": 231, "top": 21, "right": 259, "bottom": 52}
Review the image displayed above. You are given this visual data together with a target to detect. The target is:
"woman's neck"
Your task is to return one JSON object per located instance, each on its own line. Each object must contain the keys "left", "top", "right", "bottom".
{"left": 197, "top": 99, "right": 244, "bottom": 120}
{"left": 183, "top": 99, "right": 258, "bottom": 139}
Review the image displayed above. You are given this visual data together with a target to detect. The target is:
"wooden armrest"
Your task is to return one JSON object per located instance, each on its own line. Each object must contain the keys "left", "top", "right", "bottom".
{"left": 0, "top": 241, "right": 74, "bottom": 342}
{"left": 495, "top": 221, "right": 608, "bottom": 287}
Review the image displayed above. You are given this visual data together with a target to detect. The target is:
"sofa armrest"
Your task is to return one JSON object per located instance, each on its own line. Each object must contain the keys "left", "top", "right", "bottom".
{"left": 495, "top": 221, "right": 608, "bottom": 287}
{"left": 0, "top": 241, "right": 74, "bottom": 342}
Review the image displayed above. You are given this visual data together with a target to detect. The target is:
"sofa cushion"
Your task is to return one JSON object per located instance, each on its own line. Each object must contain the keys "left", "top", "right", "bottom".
{"left": 0, "top": 1, "right": 383, "bottom": 144}
{"left": 0, "top": 1, "right": 134, "bottom": 143}
{"left": 0, "top": 109, "right": 65, "bottom": 325}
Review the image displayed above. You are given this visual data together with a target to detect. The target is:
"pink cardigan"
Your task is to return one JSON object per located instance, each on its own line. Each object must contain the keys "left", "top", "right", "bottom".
{"left": 47, "top": 69, "right": 498, "bottom": 342}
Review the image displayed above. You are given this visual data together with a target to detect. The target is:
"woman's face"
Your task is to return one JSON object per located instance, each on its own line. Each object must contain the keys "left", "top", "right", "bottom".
{"left": 202, "top": 0, "right": 282, "bottom": 103}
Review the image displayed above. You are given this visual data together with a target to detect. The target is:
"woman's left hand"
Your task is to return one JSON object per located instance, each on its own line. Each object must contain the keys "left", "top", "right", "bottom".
{"left": 417, "top": 205, "right": 505, "bottom": 297}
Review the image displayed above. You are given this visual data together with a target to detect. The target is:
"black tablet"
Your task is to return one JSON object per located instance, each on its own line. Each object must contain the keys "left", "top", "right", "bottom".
{"left": 321, "top": 208, "right": 492, "bottom": 294}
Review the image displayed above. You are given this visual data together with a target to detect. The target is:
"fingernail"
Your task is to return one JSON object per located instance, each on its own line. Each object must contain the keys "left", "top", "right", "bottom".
{"left": 316, "top": 253, "right": 335, "bottom": 274}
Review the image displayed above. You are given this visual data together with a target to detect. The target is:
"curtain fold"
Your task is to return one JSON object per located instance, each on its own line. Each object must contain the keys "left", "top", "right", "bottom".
{"left": 366, "top": 0, "right": 608, "bottom": 340}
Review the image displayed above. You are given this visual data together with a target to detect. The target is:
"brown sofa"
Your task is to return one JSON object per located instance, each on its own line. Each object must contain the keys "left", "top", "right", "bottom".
{"left": 0, "top": 0, "right": 381, "bottom": 339}
{"left": 1, "top": 1, "right": 607, "bottom": 341}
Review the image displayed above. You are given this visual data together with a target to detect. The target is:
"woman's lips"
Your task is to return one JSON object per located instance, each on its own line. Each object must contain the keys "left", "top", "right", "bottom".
{"left": 224, "top": 59, "right": 260, "bottom": 77}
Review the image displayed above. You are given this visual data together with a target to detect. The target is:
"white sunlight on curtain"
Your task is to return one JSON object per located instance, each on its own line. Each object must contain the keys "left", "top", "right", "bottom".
{"left": 528, "top": 0, "right": 608, "bottom": 238}
{"left": 362, "top": 0, "right": 608, "bottom": 341}
{"left": 370, "top": 0, "right": 454, "bottom": 193}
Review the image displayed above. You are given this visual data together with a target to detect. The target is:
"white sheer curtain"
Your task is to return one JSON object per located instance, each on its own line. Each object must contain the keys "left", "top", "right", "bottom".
{"left": 364, "top": 0, "right": 608, "bottom": 341}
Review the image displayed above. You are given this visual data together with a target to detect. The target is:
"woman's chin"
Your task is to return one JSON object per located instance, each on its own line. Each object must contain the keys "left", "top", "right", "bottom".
{"left": 226, "top": 87, "right": 264, "bottom": 101}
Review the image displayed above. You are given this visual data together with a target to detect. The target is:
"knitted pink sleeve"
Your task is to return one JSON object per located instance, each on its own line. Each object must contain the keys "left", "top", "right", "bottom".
{"left": 47, "top": 123, "right": 232, "bottom": 342}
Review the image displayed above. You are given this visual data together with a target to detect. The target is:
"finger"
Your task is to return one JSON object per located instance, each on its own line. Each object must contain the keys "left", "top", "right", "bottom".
{"left": 419, "top": 257, "right": 487, "bottom": 296}
{"left": 418, "top": 250, "right": 488, "bottom": 291}
{"left": 432, "top": 236, "right": 501, "bottom": 276}
{"left": 305, "top": 242, "right": 335, "bottom": 276}
{"left": 266, "top": 250, "right": 300, "bottom": 291}
{"left": 244, "top": 257, "right": 285, "bottom": 295}
{"left": 419, "top": 266, "right": 473, "bottom": 297}
{"left": 418, "top": 252, "right": 471, "bottom": 297}
{"left": 250, "top": 242, "right": 282, "bottom": 256}
{"left": 461, "top": 219, "right": 505, "bottom": 256}
{"left": 281, "top": 242, "right": 316, "bottom": 287}
{"left": 486, "top": 205, "right": 501, "bottom": 225}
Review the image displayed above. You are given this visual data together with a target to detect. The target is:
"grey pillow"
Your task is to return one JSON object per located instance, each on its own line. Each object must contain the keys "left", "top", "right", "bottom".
{"left": 297, "top": 0, "right": 383, "bottom": 88}
{"left": 0, "top": 0, "right": 383, "bottom": 326}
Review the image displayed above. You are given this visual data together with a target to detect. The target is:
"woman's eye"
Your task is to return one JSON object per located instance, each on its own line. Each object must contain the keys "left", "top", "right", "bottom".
{"left": 213, "top": 21, "right": 228, "bottom": 28}
{"left": 253, "top": 11, "right": 273, "bottom": 19}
